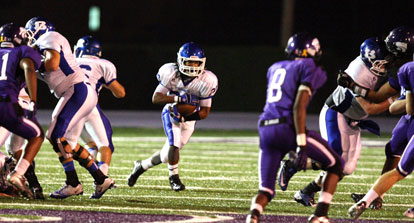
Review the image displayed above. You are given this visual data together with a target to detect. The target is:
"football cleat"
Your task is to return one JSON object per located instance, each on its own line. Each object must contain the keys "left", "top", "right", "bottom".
{"left": 169, "top": 174, "right": 185, "bottom": 192}
{"left": 90, "top": 177, "right": 115, "bottom": 199}
{"left": 348, "top": 201, "right": 367, "bottom": 219}
{"left": 245, "top": 214, "right": 259, "bottom": 223}
{"left": 351, "top": 193, "right": 382, "bottom": 210}
{"left": 294, "top": 190, "right": 316, "bottom": 207}
{"left": 7, "top": 171, "right": 33, "bottom": 199}
{"left": 404, "top": 208, "right": 414, "bottom": 218}
{"left": 369, "top": 197, "right": 383, "bottom": 210}
{"left": 307, "top": 215, "right": 330, "bottom": 223}
{"left": 31, "top": 186, "right": 44, "bottom": 200}
{"left": 50, "top": 183, "right": 83, "bottom": 199}
{"left": 351, "top": 193, "right": 364, "bottom": 203}
{"left": 127, "top": 160, "right": 146, "bottom": 187}
{"left": 278, "top": 160, "right": 297, "bottom": 191}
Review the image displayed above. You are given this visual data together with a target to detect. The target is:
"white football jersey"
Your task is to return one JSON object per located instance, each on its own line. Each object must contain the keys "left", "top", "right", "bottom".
{"left": 345, "top": 56, "right": 379, "bottom": 89}
{"left": 35, "top": 31, "right": 86, "bottom": 98}
{"left": 75, "top": 56, "right": 117, "bottom": 93}
{"left": 328, "top": 56, "right": 384, "bottom": 120}
{"left": 157, "top": 63, "right": 218, "bottom": 99}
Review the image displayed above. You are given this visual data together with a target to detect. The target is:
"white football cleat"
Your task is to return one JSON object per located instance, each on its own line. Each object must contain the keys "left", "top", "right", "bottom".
{"left": 90, "top": 177, "right": 115, "bottom": 199}
{"left": 50, "top": 183, "right": 83, "bottom": 199}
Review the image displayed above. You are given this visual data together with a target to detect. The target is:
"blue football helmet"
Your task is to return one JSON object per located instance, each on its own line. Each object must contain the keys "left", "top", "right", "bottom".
{"left": 74, "top": 36, "right": 102, "bottom": 58}
{"left": 285, "top": 32, "right": 322, "bottom": 60}
{"left": 25, "top": 16, "right": 55, "bottom": 45}
{"left": 360, "top": 37, "right": 391, "bottom": 76}
{"left": 0, "top": 23, "right": 25, "bottom": 47}
{"left": 384, "top": 26, "right": 414, "bottom": 57}
{"left": 177, "top": 42, "right": 206, "bottom": 77}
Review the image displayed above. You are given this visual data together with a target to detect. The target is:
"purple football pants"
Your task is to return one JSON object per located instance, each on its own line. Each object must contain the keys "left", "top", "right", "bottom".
{"left": 258, "top": 121, "right": 344, "bottom": 195}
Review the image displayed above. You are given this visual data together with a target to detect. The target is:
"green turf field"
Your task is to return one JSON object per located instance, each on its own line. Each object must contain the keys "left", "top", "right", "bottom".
{"left": 0, "top": 128, "right": 412, "bottom": 222}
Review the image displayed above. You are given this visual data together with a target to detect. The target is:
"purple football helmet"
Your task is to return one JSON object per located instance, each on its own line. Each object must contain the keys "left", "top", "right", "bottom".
{"left": 384, "top": 26, "right": 414, "bottom": 57}
{"left": 285, "top": 32, "right": 322, "bottom": 60}
{"left": 0, "top": 23, "right": 26, "bottom": 47}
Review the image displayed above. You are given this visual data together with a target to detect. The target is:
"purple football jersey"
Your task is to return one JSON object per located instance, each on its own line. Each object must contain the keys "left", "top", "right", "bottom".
{"left": 397, "top": 61, "right": 414, "bottom": 92}
{"left": 0, "top": 46, "right": 41, "bottom": 102}
{"left": 260, "top": 58, "right": 327, "bottom": 122}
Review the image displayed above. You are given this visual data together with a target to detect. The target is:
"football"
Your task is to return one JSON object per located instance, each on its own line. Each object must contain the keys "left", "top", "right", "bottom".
{"left": 176, "top": 104, "right": 197, "bottom": 116}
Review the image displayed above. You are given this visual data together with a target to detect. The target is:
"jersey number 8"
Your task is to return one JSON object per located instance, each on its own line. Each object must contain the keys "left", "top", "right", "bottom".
{"left": 267, "top": 68, "right": 286, "bottom": 103}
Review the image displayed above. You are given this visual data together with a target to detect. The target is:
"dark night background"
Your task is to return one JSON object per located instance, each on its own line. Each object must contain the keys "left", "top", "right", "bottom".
{"left": 1, "top": 0, "right": 414, "bottom": 113}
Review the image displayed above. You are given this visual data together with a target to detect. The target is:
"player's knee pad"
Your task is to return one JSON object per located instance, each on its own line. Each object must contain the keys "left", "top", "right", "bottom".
{"left": 73, "top": 145, "right": 94, "bottom": 168}
{"left": 258, "top": 189, "right": 273, "bottom": 202}
{"left": 326, "top": 156, "right": 343, "bottom": 177}
{"left": 385, "top": 142, "right": 394, "bottom": 158}
{"left": 168, "top": 145, "right": 180, "bottom": 164}
{"left": 52, "top": 138, "right": 73, "bottom": 163}
{"left": 97, "top": 146, "right": 112, "bottom": 164}
{"left": 150, "top": 151, "right": 162, "bottom": 166}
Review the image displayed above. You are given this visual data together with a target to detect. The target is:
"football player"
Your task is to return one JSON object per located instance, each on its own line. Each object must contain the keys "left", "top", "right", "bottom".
{"left": 0, "top": 88, "right": 44, "bottom": 199}
{"left": 0, "top": 22, "right": 44, "bottom": 199}
{"left": 74, "top": 35, "right": 125, "bottom": 177}
{"left": 344, "top": 26, "right": 414, "bottom": 209}
{"left": 25, "top": 16, "right": 114, "bottom": 199}
{"left": 348, "top": 49, "right": 414, "bottom": 220}
{"left": 280, "top": 37, "right": 395, "bottom": 208}
{"left": 246, "top": 32, "right": 344, "bottom": 223}
{"left": 127, "top": 42, "right": 218, "bottom": 192}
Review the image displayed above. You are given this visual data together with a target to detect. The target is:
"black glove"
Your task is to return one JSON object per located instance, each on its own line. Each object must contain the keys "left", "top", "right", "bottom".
{"left": 337, "top": 70, "right": 369, "bottom": 97}
{"left": 293, "top": 146, "right": 307, "bottom": 171}
{"left": 337, "top": 70, "right": 354, "bottom": 88}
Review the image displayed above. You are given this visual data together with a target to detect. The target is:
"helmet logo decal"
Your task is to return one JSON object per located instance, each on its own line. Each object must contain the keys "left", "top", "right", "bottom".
{"left": 364, "top": 48, "right": 376, "bottom": 61}
{"left": 395, "top": 41, "right": 408, "bottom": 52}
{"left": 300, "top": 49, "right": 308, "bottom": 57}
{"left": 34, "top": 21, "right": 47, "bottom": 31}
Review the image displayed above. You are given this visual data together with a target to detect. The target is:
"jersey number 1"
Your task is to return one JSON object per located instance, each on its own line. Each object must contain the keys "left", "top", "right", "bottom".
{"left": 267, "top": 68, "right": 286, "bottom": 103}
{"left": 0, "top": 53, "right": 9, "bottom": 80}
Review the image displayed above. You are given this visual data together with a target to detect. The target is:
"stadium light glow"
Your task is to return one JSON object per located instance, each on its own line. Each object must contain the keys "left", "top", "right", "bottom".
{"left": 89, "top": 6, "right": 100, "bottom": 31}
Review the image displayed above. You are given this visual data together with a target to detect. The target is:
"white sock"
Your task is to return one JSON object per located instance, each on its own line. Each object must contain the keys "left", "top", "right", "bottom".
{"left": 318, "top": 191, "right": 333, "bottom": 204}
{"left": 15, "top": 158, "right": 30, "bottom": 176}
{"left": 168, "top": 164, "right": 178, "bottom": 176}
{"left": 362, "top": 189, "right": 379, "bottom": 206}
{"left": 141, "top": 159, "right": 153, "bottom": 170}
{"left": 99, "top": 163, "right": 109, "bottom": 175}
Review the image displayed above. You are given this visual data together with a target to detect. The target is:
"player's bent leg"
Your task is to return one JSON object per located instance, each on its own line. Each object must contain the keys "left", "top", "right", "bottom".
{"left": 72, "top": 144, "right": 115, "bottom": 199}
{"left": 49, "top": 138, "right": 83, "bottom": 199}
{"left": 128, "top": 151, "right": 162, "bottom": 187}
{"left": 246, "top": 189, "right": 273, "bottom": 223}
{"left": 97, "top": 146, "right": 112, "bottom": 175}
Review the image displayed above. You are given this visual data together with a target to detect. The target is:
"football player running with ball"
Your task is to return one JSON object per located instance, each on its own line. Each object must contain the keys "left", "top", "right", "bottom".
{"left": 128, "top": 42, "right": 218, "bottom": 192}
{"left": 246, "top": 33, "right": 344, "bottom": 223}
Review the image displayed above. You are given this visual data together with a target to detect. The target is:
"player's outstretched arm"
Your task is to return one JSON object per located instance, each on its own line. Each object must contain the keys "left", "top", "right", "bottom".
{"left": 365, "top": 82, "right": 399, "bottom": 103}
{"left": 406, "top": 91, "right": 414, "bottom": 115}
{"left": 43, "top": 49, "right": 60, "bottom": 72}
{"left": 106, "top": 80, "right": 125, "bottom": 98}
{"left": 389, "top": 99, "right": 406, "bottom": 114}
{"left": 20, "top": 58, "right": 37, "bottom": 103}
